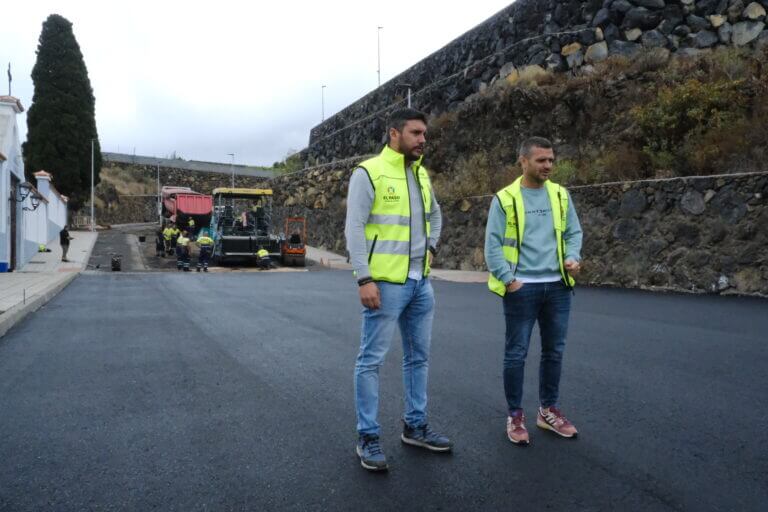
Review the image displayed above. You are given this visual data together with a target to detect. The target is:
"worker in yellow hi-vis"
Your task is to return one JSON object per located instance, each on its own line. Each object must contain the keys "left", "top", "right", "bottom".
{"left": 196, "top": 231, "right": 214, "bottom": 272}
{"left": 257, "top": 246, "right": 271, "bottom": 270}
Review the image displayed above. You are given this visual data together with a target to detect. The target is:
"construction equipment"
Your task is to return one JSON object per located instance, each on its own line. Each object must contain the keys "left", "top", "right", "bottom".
{"left": 210, "top": 188, "right": 282, "bottom": 263}
{"left": 281, "top": 217, "right": 306, "bottom": 267}
{"left": 161, "top": 186, "right": 213, "bottom": 234}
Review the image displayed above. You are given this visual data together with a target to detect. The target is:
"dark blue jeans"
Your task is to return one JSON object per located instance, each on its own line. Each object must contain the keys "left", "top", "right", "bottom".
{"left": 502, "top": 281, "right": 572, "bottom": 414}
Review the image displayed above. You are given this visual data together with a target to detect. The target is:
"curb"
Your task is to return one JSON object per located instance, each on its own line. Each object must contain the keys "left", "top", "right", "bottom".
{"left": 0, "top": 272, "right": 79, "bottom": 339}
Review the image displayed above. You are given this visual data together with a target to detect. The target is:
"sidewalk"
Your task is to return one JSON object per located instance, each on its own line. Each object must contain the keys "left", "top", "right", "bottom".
{"left": 305, "top": 246, "right": 487, "bottom": 284}
{"left": 0, "top": 231, "right": 98, "bottom": 338}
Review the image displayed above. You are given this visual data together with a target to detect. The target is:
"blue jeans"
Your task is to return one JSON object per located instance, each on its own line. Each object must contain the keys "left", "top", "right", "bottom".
{"left": 502, "top": 281, "right": 572, "bottom": 414}
{"left": 354, "top": 278, "right": 434, "bottom": 436}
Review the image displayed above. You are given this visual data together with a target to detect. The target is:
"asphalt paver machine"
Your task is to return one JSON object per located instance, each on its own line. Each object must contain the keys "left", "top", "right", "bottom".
{"left": 210, "top": 188, "right": 282, "bottom": 263}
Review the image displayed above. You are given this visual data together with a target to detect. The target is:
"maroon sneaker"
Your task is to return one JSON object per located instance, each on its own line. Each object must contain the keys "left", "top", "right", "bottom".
{"left": 537, "top": 406, "right": 578, "bottom": 438}
{"left": 506, "top": 410, "right": 530, "bottom": 445}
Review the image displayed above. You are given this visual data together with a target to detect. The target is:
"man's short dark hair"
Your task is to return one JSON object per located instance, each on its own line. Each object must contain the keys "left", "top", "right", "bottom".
{"left": 519, "top": 136, "right": 553, "bottom": 158}
{"left": 387, "top": 108, "right": 427, "bottom": 135}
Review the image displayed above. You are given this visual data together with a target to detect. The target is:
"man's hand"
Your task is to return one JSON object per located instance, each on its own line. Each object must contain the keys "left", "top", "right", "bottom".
{"left": 427, "top": 251, "right": 433, "bottom": 268}
{"left": 359, "top": 282, "right": 381, "bottom": 309}
{"left": 506, "top": 280, "right": 524, "bottom": 293}
{"left": 564, "top": 259, "right": 581, "bottom": 276}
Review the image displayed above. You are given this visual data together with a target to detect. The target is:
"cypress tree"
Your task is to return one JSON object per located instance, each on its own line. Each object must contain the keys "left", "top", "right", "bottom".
{"left": 23, "top": 14, "right": 101, "bottom": 210}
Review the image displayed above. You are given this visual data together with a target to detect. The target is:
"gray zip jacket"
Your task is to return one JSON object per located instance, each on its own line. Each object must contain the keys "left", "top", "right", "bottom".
{"left": 344, "top": 165, "right": 442, "bottom": 281}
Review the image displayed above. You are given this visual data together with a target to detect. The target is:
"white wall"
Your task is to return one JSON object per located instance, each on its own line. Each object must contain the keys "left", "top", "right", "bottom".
{"left": 0, "top": 111, "right": 27, "bottom": 271}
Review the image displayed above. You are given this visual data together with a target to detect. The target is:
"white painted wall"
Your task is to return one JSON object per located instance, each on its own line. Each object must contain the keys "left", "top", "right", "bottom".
{"left": 0, "top": 97, "right": 68, "bottom": 271}
{"left": 0, "top": 101, "right": 26, "bottom": 272}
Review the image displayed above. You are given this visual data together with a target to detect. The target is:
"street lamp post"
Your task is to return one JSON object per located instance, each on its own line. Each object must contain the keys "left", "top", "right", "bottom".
{"left": 157, "top": 163, "right": 161, "bottom": 227}
{"left": 228, "top": 153, "right": 235, "bottom": 189}
{"left": 321, "top": 85, "right": 326, "bottom": 121}
{"left": 377, "top": 26, "right": 383, "bottom": 87}
{"left": 90, "top": 138, "right": 95, "bottom": 232}
{"left": 397, "top": 83, "right": 413, "bottom": 108}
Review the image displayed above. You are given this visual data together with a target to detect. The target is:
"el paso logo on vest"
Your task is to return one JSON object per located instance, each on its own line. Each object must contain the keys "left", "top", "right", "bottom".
{"left": 383, "top": 186, "right": 400, "bottom": 203}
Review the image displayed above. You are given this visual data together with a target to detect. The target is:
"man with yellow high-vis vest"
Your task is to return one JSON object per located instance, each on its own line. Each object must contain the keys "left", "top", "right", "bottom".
{"left": 345, "top": 108, "right": 451, "bottom": 472}
{"left": 484, "top": 136, "right": 583, "bottom": 446}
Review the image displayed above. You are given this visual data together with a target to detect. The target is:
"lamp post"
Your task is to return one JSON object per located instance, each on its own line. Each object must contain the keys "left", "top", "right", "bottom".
{"left": 321, "top": 85, "right": 326, "bottom": 121}
{"left": 397, "top": 83, "right": 412, "bottom": 108}
{"left": 157, "top": 162, "right": 161, "bottom": 226}
{"left": 228, "top": 153, "right": 235, "bottom": 189}
{"left": 377, "top": 26, "right": 383, "bottom": 87}
{"left": 90, "top": 139, "right": 95, "bottom": 232}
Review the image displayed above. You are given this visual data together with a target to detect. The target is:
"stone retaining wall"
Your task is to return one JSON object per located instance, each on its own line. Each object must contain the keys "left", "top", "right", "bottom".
{"left": 87, "top": 162, "right": 269, "bottom": 225}
{"left": 305, "top": 0, "right": 768, "bottom": 164}
{"left": 272, "top": 168, "right": 767, "bottom": 296}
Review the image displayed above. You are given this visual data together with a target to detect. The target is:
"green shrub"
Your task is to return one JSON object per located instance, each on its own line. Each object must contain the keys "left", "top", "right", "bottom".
{"left": 630, "top": 78, "right": 748, "bottom": 174}
{"left": 551, "top": 159, "right": 577, "bottom": 184}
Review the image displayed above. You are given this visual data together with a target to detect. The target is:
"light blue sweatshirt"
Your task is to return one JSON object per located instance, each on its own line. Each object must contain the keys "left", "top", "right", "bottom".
{"left": 484, "top": 185, "right": 582, "bottom": 284}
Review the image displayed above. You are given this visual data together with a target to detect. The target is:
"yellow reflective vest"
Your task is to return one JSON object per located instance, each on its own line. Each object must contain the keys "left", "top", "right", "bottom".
{"left": 197, "top": 236, "right": 214, "bottom": 246}
{"left": 177, "top": 235, "right": 190, "bottom": 247}
{"left": 163, "top": 228, "right": 173, "bottom": 241}
{"left": 257, "top": 249, "right": 269, "bottom": 258}
{"left": 358, "top": 145, "right": 433, "bottom": 284}
{"left": 487, "top": 176, "right": 575, "bottom": 297}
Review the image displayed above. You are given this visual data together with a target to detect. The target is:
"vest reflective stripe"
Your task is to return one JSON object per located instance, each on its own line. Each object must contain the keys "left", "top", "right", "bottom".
{"left": 487, "top": 176, "right": 575, "bottom": 297}
{"left": 368, "top": 214, "right": 410, "bottom": 226}
{"left": 359, "top": 145, "right": 433, "bottom": 283}
{"left": 366, "top": 238, "right": 410, "bottom": 255}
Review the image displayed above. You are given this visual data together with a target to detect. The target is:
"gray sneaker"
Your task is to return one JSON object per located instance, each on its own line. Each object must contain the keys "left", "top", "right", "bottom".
{"left": 401, "top": 422, "right": 453, "bottom": 452}
{"left": 356, "top": 434, "right": 388, "bottom": 471}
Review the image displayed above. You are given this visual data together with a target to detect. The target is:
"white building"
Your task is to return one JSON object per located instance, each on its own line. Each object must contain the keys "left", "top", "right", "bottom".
{"left": 0, "top": 95, "right": 68, "bottom": 271}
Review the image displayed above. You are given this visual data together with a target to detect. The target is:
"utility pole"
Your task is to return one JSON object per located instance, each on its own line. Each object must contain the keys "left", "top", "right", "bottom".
{"left": 321, "top": 85, "right": 326, "bottom": 121}
{"left": 157, "top": 163, "right": 161, "bottom": 226}
{"left": 377, "top": 26, "right": 383, "bottom": 87}
{"left": 397, "top": 83, "right": 412, "bottom": 108}
{"left": 228, "top": 153, "right": 235, "bottom": 189}
{"left": 90, "top": 139, "right": 95, "bottom": 232}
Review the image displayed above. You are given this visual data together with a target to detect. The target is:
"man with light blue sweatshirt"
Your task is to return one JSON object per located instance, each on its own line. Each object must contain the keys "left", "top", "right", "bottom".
{"left": 484, "top": 136, "right": 583, "bottom": 446}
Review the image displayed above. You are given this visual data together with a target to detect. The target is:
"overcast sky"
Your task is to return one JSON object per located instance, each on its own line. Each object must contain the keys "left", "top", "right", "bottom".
{"left": 2, "top": 1, "right": 511, "bottom": 166}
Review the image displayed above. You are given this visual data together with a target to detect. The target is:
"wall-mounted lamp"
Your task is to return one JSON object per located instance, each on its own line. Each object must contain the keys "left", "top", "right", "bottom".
{"left": 15, "top": 182, "right": 33, "bottom": 202}
{"left": 23, "top": 195, "right": 41, "bottom": 211}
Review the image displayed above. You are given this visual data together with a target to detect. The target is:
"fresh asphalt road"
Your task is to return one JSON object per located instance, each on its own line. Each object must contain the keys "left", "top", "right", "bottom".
{"left": 0, "top": 271, "right": 766, "bottom": 511}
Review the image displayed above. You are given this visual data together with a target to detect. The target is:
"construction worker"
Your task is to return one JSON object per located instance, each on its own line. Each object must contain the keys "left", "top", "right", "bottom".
{"left": 257, "top": 246, "right": 270, "bottom": 270}
{"left": 155, "top": 227, "right": 165, "bottom": 257}
{"left": 196, "top": 230, "right": 214, "bottom": 272}
{"left": 187, "top": 217, "right": 196, "bottom": 238}
{"left": 176, "top": 230, "right": 191, "bottom": 271}
{"left": 170, "top": 224, "right": 181, "bottom": 253}
{"left": 163, "top": 224, "right": 174, "bottom": 254}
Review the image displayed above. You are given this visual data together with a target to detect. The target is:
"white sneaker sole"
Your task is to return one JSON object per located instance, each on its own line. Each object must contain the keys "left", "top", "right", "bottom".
{"left": 507, "top": 431, "right": 530, "bottom": 445}
{"left": 355, "top": 445, "right": 388, "bottom": 471}
{"left": 400, "top": 434, "right": 453, "bottom": 452}
{"left": 536, "top": 418, "right": 578, "bottom": 438}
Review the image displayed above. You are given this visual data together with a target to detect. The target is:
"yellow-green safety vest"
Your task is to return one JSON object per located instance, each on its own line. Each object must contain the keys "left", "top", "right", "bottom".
{"left": 257, "top": 249, "right": 269, "bottom": 258}
{"left": 163, "top": 228, "right": 173, "bottom": 240}
{"left": 487, "top": 176, "right": 575, "bottom": 297}
{"left": 188, "top": 218, "right": 195, "bottom": 227}
{"left": 358, "top": 145, "right": 433, "bottom": 284}
{"left": 177, "top": 235, "right": 190, "bottom": 247}
{"left": 197, "top": 236, "right": 214, "bottom": 246}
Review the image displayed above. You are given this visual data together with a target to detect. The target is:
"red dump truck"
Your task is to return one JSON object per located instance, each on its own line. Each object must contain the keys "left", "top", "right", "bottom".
{"left": 161, "top": 186, "right": 213, "bottom": 233}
